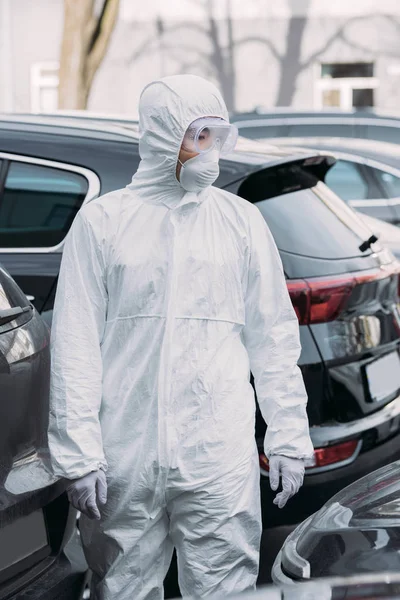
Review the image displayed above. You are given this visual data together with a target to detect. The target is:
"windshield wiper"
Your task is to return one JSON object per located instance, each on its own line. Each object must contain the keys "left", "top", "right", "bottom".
{"left": 359, "top": 234, "right": 379, "bottom": 253}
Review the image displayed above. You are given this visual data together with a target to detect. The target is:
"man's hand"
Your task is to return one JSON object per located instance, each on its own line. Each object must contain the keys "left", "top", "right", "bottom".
{"left": 66, "top": 470, "right": 107, "bottom": 520}
{"left": 269, "top": 456, "right": 305, "bottom": 509}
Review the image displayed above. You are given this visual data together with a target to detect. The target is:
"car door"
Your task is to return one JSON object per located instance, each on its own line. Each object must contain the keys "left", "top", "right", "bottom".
{"left": 0, "top": 154, "right": 100, "bottom": 321}
{"left": 364, "top": 163, "right": 400, "bottom": 225}
{"left": 324, "top": 158, "right": 397, "bottom": 223}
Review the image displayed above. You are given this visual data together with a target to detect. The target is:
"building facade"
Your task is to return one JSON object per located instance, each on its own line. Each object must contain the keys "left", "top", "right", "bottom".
{"left": 1, "top": 0, "right": 400, "bottom": 116}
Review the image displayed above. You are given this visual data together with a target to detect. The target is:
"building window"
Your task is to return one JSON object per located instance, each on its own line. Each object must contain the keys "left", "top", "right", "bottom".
{"left": 30, "top": 62, "right": 59, "bottom": 112}
{"left": 315, "top": 62, "right": 378, "bottom": 110}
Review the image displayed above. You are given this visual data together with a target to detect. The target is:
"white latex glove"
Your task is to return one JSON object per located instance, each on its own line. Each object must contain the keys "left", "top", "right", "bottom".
{"left": 269, "top": 455, "right": 305, "bottom": 509}
{"left": 66, "top": 469, "right": 107, "bottom": 520}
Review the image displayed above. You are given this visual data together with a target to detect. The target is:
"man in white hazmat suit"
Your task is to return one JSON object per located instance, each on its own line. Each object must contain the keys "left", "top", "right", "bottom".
{"left": 48, "top": 74, "right": 314, "bottom": 599}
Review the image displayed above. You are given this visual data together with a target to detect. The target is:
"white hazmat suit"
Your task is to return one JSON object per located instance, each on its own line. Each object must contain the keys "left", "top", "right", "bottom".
{"left": 48, "top": 75, "right": 313, "bottom": 600}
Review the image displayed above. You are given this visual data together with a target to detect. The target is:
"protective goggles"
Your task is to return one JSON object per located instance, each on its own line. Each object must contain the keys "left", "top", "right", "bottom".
{"left": 181, "top": 117, "right": 238, "bottom": 156}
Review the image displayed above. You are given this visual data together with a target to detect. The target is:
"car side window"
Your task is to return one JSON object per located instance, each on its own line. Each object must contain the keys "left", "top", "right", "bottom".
{"left": 325, "top": 160, "right": 368, "bottom": 201}
{"left": 370, "top": 168, "right": 400, "bottom": 198}
{"left": 0, "top": 161, "right": 88, "bottom": 248}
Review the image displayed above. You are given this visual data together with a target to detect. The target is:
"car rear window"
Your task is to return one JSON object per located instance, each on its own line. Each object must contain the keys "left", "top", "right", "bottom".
{"left": 324, "top": 159, "right": 369, "bottom": 201}
{"left": 238, "top": 163, "right": 377, "bottom": 259}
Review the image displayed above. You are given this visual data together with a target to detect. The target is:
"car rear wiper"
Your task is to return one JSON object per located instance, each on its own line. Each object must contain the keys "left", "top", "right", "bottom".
{"left": 359, "top": 234, "right": 379, "bottom": 252}
{"left": 0, "top": 305, "right": 33, "bottom": 326}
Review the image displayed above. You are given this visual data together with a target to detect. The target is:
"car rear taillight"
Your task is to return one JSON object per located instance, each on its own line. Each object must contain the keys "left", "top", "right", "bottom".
{"left": 259, "top": 439, "right": 360, "bottom": 473}
{"left": 310, "top": 440, "right": 359, "bottom": 468}
{"left": 287, "top": 276, "right": 355, "bottom": 325}
{"left": 287, "top": 265, "right": 400, "bottom": 325}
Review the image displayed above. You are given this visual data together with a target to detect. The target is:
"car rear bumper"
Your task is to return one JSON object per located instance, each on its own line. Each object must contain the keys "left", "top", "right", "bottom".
{"left": 6, "top": 552, "right": 87, "bottom": 600}
{"left": 309, "top": 392, "right": 400, "bottom": 448}
{"left": 260, "top": 428, "right": 400, "bottom": 529}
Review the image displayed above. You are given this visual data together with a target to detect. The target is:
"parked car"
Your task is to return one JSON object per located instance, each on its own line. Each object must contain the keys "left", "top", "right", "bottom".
{"left": 269, "top": 138, "right": 400, "bottom": 225}
{"left": 230, "top": 108, "right": 400, "bottom": 145}
{"left": 272, "top": 460, "right": 400, "bottom": 585}
{"left": 11, "top": 110, "right": 139, "bottom": 130}
{"left": 195, "top": 573, "right": 400, "bottom": 599}
{"left": 269, "top": 136, "right": 400, "bottom": 169}
{"left": 0, "top": 263, "right": 86, "bottom": 599}
{"left": 1, "top": 115, "right": 400, "bottom": 538}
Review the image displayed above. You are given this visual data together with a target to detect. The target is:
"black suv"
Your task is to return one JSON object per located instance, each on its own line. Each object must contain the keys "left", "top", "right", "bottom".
{"left": 1, "top": 115, "right": 400, "bottom": 537}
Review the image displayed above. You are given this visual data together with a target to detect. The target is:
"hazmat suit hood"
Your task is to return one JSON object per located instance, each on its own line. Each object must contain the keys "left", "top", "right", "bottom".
{"left": 128, "top": 74, "right": 229, "bottom": 207}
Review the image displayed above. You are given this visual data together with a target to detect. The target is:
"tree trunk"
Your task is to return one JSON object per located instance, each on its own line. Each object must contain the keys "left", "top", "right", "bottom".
{"left": 58, "top": 0, "right": 119, "bottom": 109}
{"left": 207, "top": 0, "right": 236, "bottom": 112}
{"left": 225, "top": 0, "right": 236, "bottom": 112}
{"left": 274, "top": 16, "right": 308, "bottom": 106}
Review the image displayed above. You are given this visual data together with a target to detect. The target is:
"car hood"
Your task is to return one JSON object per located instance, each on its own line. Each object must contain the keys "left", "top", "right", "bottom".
{"left": 277, "top": 461, "right": 400, "bottom": 580}
{"left": 313, "top": 460, "right": 400, "bottom": 524}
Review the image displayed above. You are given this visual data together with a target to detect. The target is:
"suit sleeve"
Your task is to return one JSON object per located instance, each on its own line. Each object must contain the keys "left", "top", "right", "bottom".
{"left": 242, "top": 205, "right": 314, "bottom": 460}
{"left": 48, "top": 207, "right": 108, "bottom": 479}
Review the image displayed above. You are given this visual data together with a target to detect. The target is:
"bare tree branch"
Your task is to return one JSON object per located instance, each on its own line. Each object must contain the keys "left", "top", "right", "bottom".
{"left": 300, "top": 14, "right": 373, "bottom": 69}
{"left": 163, "top": 21, "right": 209, "bottom": 37}
{"left": 126, "top": 35, "right": 157, "bottom": 65}
{"left": 163, "top": 43, "right": 205, "bottom": 56}
{"left": 235, "top": 36, "right": 281, "bottom": 60}
{"left": 340, "top": 30, "right": 400, "bottom": 58}
{"left": 377, "top": 13, "right": 400, "bottom": 33}
{"left": 163, "top": 45, "right": 212, "bottom": 70}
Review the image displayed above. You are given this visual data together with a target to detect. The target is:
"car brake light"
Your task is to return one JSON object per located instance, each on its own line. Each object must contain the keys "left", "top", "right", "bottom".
{"left": 287, "top": 275, "right": 354, "bottom": 325}
{"left": 308, "top": 277, "right": 355, "bottom": 324}
{"left": 287, "top": 265, "right": 400, "bottom": 325}
{"left": 312, "top": 440, "right": 359, "bottom": 468}
{"left": 286, "top": 279, "right": 310, "bottom": 324}
{"left": 259, "top": 439, "right": 359, "bottom": 472}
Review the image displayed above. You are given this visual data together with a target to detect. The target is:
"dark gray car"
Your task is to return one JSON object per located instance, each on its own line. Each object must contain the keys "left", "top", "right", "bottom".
{"left": 272, "top": 460, "right": 400, "bottom": 585}
{"left": 0, "top": 264, "right": 86, "bottom": 599}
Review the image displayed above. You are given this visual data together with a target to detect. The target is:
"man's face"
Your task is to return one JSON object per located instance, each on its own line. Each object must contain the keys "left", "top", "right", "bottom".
{"left": 176, "top": 127, "right": 212, "bottom": 181}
